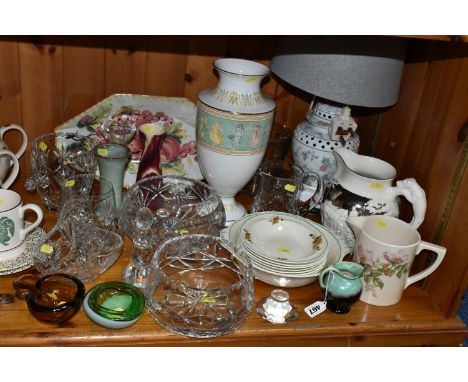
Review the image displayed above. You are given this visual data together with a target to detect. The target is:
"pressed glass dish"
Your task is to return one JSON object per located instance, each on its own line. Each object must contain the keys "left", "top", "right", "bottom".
{"left": 33, "top": 225, "right": 123, "bottom": 283}
{"left": 59, "top": 175, "right": 120, "bottom": 235}
{"left": 145, "top": 234, "right": 254, "bottom": 338}
{"left": 83, "top": 281, "right": 145, "bottom": 329}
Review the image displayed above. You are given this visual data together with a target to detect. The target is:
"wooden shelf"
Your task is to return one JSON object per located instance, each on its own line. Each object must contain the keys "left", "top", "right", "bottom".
{"left": 0, "top": 184, "right": 465, "bottom": 347}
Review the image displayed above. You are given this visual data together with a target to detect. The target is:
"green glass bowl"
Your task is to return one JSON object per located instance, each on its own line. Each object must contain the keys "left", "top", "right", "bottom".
{"left": 84, "top": 282, "right": 145, "bottom": 328}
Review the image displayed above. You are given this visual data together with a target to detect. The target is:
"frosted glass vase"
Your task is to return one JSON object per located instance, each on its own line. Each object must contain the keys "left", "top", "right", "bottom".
{"left": 94, "top": 143, "right": 130, "bottom": 209}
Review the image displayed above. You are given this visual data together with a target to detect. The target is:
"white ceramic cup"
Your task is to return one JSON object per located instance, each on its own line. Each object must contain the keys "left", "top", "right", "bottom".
{"left": 0, "top": 189, "right": 43, "bottom": 261}
{"left": 349, "top": 215, "right": 446, "bottom": 306}
{"left": 0, "top": 149, "right": 20, "bottom": 189}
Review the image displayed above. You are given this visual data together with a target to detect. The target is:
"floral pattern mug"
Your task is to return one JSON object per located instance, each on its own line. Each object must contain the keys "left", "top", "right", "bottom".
{"left": 347, "top": 215, "right": 446, "bottom": 306}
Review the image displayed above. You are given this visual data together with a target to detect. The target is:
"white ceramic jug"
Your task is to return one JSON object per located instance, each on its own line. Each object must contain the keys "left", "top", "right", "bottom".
{"left": 0, "top": 124, "right": 27, "bottom": 184}
{"left": 321, "top": 148, "right": 427, "bottom": 248}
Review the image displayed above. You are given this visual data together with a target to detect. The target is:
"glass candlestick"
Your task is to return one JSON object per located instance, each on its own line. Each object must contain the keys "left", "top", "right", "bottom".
{"left": 122, "top": 207, "right": 153, "bottom": 288}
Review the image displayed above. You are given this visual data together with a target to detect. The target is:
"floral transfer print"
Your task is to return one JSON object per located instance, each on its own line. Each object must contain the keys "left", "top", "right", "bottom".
{"left": 355, "top": 245, "right": 410, "bottom": 297}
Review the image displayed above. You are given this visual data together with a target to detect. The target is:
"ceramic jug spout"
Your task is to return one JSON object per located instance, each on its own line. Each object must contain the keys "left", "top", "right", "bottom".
{"left": 346, "top": 215, "right": 368, "bottom": 238}
{"left": 331, "top": 148, "right": 349, "bottom": 181}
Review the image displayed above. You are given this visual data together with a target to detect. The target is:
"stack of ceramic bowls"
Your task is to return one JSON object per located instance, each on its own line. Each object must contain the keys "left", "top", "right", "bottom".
{"left": 221, "top": 211, "right": 350, "bottom": 287}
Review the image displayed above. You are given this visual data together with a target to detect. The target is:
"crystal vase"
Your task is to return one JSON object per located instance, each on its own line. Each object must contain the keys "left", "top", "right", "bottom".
{"left": 196, "top": 58, "right": 276, "bottom": 223}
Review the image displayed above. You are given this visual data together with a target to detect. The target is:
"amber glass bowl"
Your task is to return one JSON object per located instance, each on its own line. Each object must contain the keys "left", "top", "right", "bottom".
{"left": 25, "top": 274, "right": 85, "bottom": 324}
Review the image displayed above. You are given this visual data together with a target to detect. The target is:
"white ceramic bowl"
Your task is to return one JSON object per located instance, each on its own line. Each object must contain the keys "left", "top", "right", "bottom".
{"left": 239, "top": 212, "right": 328, "bottom": 264}
{"left": 221, "top": 212, "right": 349, "bottom": 287}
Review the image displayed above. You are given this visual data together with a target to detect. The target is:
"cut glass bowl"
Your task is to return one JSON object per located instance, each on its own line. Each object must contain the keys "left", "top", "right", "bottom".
{"left": 145, "top": 234, "right": 254, "bottom": 338}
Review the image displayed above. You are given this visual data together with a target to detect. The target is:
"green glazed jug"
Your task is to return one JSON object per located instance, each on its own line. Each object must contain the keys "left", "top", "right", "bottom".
{"left": 319, "top": 261, "right": 363, "bottom": 314}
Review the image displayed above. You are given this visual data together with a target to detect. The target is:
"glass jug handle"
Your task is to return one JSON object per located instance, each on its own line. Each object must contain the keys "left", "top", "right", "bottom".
{"left": 295, "top": 172, "right": 323, "bottom": 213}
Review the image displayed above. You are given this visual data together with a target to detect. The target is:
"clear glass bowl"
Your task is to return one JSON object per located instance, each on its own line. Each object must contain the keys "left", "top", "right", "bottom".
{"left": 145, "top": 234, "right": 254, "bottom": 338}
{"left": 25, "top": 132, "right": 98, "bottom": 212}
{"left": 120, "top": 175, "right": 226, "bottom": 242}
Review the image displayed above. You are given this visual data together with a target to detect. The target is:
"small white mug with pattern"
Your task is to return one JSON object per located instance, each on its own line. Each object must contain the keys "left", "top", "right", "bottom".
{"left": 0, "top": 189, "right": 43, "bottom": 261}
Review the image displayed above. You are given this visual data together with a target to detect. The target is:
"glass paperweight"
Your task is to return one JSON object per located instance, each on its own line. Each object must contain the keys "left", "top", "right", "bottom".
{"left": 145, "top": 234, "right": 254, "bottom": 338}
{"left": 83, "top": 281, "right": 145, "bottom": 329}
{"left": 256, "top": 289, "right": 299, "bottom": 324}
{"left": 13, "top": 273, "right": 85, "bottom": 324}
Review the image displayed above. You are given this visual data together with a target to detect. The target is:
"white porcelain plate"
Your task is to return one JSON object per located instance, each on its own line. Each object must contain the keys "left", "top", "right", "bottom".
{"left": 55, "top": 94, "right": 203, "bottom": 188}
{"left": 0, "top": 223, "right": 47, "bottom": 276}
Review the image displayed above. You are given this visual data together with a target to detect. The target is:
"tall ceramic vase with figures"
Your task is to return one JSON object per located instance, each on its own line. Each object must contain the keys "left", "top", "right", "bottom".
{"left": 196, "top": 58, "right": 276, "bottom": 223}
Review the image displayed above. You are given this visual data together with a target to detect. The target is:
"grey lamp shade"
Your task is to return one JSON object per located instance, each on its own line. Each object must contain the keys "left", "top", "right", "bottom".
{"left": 270, "top": 36, "right": 407, "bottom": 108}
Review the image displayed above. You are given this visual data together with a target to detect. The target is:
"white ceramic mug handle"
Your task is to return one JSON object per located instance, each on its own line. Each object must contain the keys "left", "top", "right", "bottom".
{"left": 404, "top": 241, "right": 446, "bottom": 289}
{"left": 19, "top": 203, "right": 43, "bottom": 240}
{"left": 0, "top": 124, "right": 28, "bottom": 160}
{"left": 0, "top": 149, "right": 19, "bottom": 189}
{"left": 391, "top": 178, "right": 427, "bottom": 229}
